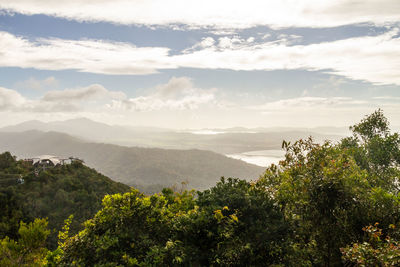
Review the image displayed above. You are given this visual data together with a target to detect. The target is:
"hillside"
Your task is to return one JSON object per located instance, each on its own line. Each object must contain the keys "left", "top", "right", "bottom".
{"left": 0, "top": 151, "right": 130, "bottom": 248}
{"left": 0, "top": 131, "right": 265, "bottom": 193}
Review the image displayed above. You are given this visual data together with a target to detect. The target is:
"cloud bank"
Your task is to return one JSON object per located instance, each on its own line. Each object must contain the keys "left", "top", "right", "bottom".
{"left": 0, "top": 31, "right": 172, "bottom": 75}
{"left": 0, "top": 0, "right": 399, "bottom": 29}
{"left": 108, "top": 77, "right": 216, "bottom": 111}
{"left": 1, "top": 30, "right": 399, "bottom": 85}
{"left": 1, "top": 79, "right": 399, "bottom": 128}
{"left": 0, "top": 84, "right": 124, "bottom": 113}
{"left": 0, "top": 77, "right": 216, "bottom": 113}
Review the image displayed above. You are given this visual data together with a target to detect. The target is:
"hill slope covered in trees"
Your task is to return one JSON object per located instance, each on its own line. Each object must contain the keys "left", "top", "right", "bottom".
{"left": 0, "top": 131, "right": 265, "bottom": 193}
{"left": 0, "top": 152, "right": 130, "bottom": 248}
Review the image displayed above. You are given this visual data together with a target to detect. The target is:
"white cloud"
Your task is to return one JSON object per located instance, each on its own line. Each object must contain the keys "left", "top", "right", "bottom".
{"left": 0, "top": 87, "right": 26, "bottom": 111}
{"left": 0, "top": 86, "right": 77, "bottom": 112}
{"left": 0, "top": 31, "right": 173, "bottom": 75}
{"left": 276, "top": 34, "right": 303, "bottom": 45}
{"left": 251, "top": 96, "right": 368, "bottom": 111}
{"left": 174, "top": 29, "right": 400, "bottom": 85}
{"left": 0, "top": 84, "right": 126, "bottom": 113}
{"left": 154, "top": 76, "right": 194, "bottom": 99}
{"left": 243, "top": 96, "right": 399, "bottom": 128}
{"left": 372, "top": 96, "right": 400, "bottom": 101}
{"left": 42, "top": 84, "right": 125, "bottom": 102}
{"left": 1, "top": 30, "right": 400, "bottom": 85}
{"left": 246, "top": 37, "right": 255, "bottom": 43}
{"left": 216, "top": 36, "right": 249, "bottom": 49}
{"left": 209, "top": 29, "right": 238, "bottom": 36}
{"left": 261, "top": 33, "right": 271, "bottom": 40}
{"left": 0, "top": 0, "right": 399, "bottom": 29}
{"left": 108, "top": 77, "right": 216, "bottom": 111}
{"left": 0, "top": 78, "right": 216, "bottom": 113}
{"left": 199, "top": 37, "right": 215, "bottom": 48}
{"left": 1, "top": 85, "right": 400, "bottom": 129}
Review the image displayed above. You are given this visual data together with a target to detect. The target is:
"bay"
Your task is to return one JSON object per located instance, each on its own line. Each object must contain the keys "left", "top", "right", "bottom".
{"left": 226, "top": 150, "right": 285, "bottom": 167}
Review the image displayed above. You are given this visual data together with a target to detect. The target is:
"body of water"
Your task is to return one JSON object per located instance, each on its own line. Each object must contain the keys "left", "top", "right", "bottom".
{"left": 226, "top": 150, "right": 285, "bottom": 167}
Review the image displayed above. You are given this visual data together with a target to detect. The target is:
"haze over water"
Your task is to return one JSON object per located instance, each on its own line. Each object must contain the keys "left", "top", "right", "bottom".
{"left": 226, "top": 150, "right": 285, "bottom": 167}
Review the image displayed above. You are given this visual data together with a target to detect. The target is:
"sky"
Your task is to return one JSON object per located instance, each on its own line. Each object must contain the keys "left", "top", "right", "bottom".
{"left": 0, "top": 0, "right": 399, "bottom": 129}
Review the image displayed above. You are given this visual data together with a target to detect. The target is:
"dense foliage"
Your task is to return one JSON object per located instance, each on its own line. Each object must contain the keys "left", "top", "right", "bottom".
{"left": 1, "top": 110, "right": 399, "bottom": 266}
{"left": 0, "top": 218, "right": 50, "bottom": 266}
{"left": 0, "top": 155, "right": 130, "bottom": 248}
{"left": 341, "top": 223, "right": 400, "bottom": 266}
{"left": 257, "top": 109, "right": 400, "bottom": 265}
{"left": 55, "top": 178, "right": 288, "bottom": 266}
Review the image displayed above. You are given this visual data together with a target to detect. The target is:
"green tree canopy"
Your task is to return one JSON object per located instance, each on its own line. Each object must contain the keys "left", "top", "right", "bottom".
{"left": 0, "top": 218, "right": 50, "bottom": 267}
{"left": 257, "top": 110, "right": 400, "bottom": 265}
{"left": 0, "top": 154, "right": 130, "bottom": 248}
{"left": 59, "top": 178, "right": 289, "bottom": 266}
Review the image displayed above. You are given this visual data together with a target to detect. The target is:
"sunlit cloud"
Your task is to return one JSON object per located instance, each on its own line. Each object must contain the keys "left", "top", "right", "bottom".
{"left": 1, "top": 83, "right": 400, "bottom": 129}
{"left": 0, "top": 84, "right": 125, "bottom": 113}
{"left": 1, "top": 30, "right": 400, "bottom": 85}
{"left": 0, "top": 0, "right": 399, "bottom": 29}
{"left": 0, "top": 31, "right": 172, "bottom": 75}
{"left": 372, "top": 96, "right": 400, "bottom": 100}
{"left": 42, "top": 84, "right": 125, "bottom": 102}
{"left": 0, "top": 87, "right": 26, "bottom": 111}
{"left": 176, "top": 29, "right": 400, "bottom": 85}
{"left": 108, "top": 77, "right": 216, "bottom": 111}
{"left": 0, "top": 77, "right": 217, "bottom": 113}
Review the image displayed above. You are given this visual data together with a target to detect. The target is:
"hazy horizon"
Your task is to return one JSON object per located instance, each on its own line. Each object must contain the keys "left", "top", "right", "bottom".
{"left": 0, "top": 116, "right": 352, "bottom": 131}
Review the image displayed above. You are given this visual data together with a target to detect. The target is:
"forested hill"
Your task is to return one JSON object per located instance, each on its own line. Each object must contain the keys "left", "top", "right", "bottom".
{"left": 0, "top": 131, "right": 265, "bottom": 193}
{"left": 0, "top": 152, "right": 130, "bottom": 248}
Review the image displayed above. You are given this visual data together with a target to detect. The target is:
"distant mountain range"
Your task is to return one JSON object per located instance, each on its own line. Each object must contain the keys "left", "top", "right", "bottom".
{"left": 0, "top": 130, "right": 265, "bottom": 193}
{"left": 0, "top": 118, "right": 168, "bottom": 143}
{"left": 0, "top": 118, "right": 345, "bottom": 154}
